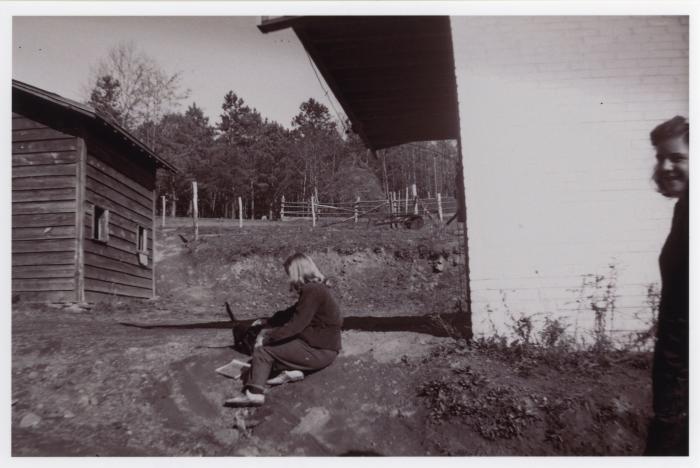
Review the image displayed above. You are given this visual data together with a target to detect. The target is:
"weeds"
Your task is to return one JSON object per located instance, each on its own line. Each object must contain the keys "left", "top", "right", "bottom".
{"left": 624, "top": 283, "right": 660, "bottom": 351}
{"left": 417, "top": 366, "right": 538, "bottom": 440}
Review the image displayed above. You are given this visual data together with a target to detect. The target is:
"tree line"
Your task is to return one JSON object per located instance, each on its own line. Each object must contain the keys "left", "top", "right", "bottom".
{"left": 86, "top": 42, "right": 459, "bottom": 219}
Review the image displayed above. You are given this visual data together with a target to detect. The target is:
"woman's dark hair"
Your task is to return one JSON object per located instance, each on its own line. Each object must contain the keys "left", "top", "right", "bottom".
{"left": 650, "top": 115, "right": 688, "bottom": 147}
{"left": 650, "top": 116, "right": 689, "bottom": 197}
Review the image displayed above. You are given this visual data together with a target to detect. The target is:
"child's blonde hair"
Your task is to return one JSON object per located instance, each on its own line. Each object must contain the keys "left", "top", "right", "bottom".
{"left": 284, "top": 253, "right": 325, "bottom": 289}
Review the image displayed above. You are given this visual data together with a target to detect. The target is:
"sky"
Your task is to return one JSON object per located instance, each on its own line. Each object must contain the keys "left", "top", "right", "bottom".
{"left": 12, "top": 16, "right": 343, "bottom": 129}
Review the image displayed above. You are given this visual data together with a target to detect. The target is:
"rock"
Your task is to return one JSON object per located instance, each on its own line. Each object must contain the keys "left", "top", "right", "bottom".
{"left": 63, "top": 410, "right": 75, "bottom": 419}
{"left": 28, "top": 371, "right": 38, "bottom": 379}
{"left": 63, "top": 302, "right": 91, "bottom": 313}
{"left": 78, "top": 395, "right": 90, "bottom": 406}
{"left": 19, "top": 412, "right": 41, "bottom": 428}
{"left": 291, "top": 407, "right": 331, "bottom": 436}
{"left": 234, "top": 446, "right": 260, "bottom": 456}
{"left": 611, "top": 396, "right": 632, "bottom": 416}
{"left": 214, "top": 428, "right": 240, "bottom": 444}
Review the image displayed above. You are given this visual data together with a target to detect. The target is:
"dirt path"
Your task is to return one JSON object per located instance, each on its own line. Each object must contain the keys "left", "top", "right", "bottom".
{"left": 12, "top": 307, "right": 651, "bottom": 456}
{"left": 11, "top": 308, "right": 451, "bottom": 456}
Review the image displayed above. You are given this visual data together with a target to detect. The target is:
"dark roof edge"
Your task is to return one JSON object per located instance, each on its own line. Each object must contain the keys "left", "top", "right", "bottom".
{"left": 12, "top": 79, "right": 178, "bottom": 173}
{"left": 257, "top": 16, "right": 301, "bottom": 33}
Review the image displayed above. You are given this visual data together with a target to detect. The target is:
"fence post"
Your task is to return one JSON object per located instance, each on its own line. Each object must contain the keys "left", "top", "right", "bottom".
{"left": 238, "top": 196, "right": 243, "bottom": 228}
{"left": 192, "top": 181, "right": 199, "bottom": 241}
{"left": 161, "top": 195, "right": 166, "bottom": 228}
{"left": 354, "top": 195, "right": 360, "bottom": 223}
{"left": 437, "top": 193, "right": 444, "bottom": 222}
{"left": 411, "top": 183, "right": 418, "bottom": 215}
{"left": 311, "top": 195, "right": 316, "bottom": 227}
{"left": 280, "top": 195, "right": 285, "bottom": 221}
{"left": 405, "top": 186, "right": 409, "bottom": 214}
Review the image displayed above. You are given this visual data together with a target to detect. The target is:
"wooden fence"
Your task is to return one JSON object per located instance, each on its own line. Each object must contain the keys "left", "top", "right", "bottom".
{"left": 280, "top": 193, "right": 458, "bottom": 226}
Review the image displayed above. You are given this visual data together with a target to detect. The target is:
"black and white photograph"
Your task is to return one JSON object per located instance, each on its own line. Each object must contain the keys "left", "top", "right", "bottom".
{"left": 5, "top": 0, "right": 695, "bottom": 460}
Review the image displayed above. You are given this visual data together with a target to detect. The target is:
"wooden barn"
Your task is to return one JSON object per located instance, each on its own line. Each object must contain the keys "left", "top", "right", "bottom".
{"left": 12, "top": 80, "right": 176, "bottom": 303}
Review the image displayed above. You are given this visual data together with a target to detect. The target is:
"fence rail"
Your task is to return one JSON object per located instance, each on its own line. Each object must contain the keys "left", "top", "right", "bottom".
{"left": 280, "top": 194, "right": 458, "bottom": 226}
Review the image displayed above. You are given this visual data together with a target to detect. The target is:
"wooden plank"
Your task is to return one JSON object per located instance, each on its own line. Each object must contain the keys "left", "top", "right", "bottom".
{"left": 84, "top": 251, "right": 151, "bottom": 280}
{"left": 12, "top": 265, "right": 76, "bottom": 279}
{"left": 12, "top": 175, "right": 76, "bottom": 191}
{"left": 82, "top": 208, "right": 152, "bottom": 251}
{"left": 12, "top": 251, "right": 75, "bottom": 266}
{"left": 12, "top": 212, "right": 76, "bottom": 228}
{"left": 93, "top": 231, "right": 144, "bottom": 255}
{"left": 84, "top": 277, "right": 152, "bottom": 299}
{"left": 13, "top": 277, "right": 75, "bottom": 292}
{"left": 82, "top": 220, "right": 153, "bottom": 257}
{"left": 12, "top": 127, "right": 74, "bottom": 142}
{"left": 75, "top": 137, "right": 86, "bottom": 302}
{"left": 84, "top": 290, "right": 150, "bottom": 303}
{"left": 13, "top": 290, "right": 75, "bottom": 303}
{"left": 85, "top": 265, "right": 153, "bottom": 289}
{"left": 13, "top": 163, "right": 77, "bottom": 178}
{"left": 13, "top": 151, "right": 77, "bottom": 167}
{"left": 12, "top": 238, "right": 76, "bottom": 254}
{"left": 83, "top": 207, "right": 154, "bottom": 253}
{"left": 12, "top": 117, "right": 48, "bottom": 131}
{"left": 86, "top": 155, "right": 153, "bottom": 199}
{"left": 84, "top": 240, "right": 141, "bottom": 267}
{"left": 12, "top": 200, "right": 76, "bottom": 215}
{"left": 86, "top": 170, "right": 153, "bottom": 213}
{"left": 12, "top": 225, "right": 76, "bottom": 240}
{"left": 12, "top": 188, "right": 76, "bottom": 203}
{"left": 13, "top": 138, "right": 78, "bottom": 154}
{"left": 86, "top": 142, "right": 156, "bottom": 192}
{"left": 85, "top": 188, "right": 152, "bottom": 227}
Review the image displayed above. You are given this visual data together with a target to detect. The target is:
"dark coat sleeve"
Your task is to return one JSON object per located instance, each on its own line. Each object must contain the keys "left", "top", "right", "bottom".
{"left": 266, "top": 305, "right": 295, "bottom": 328}
{"left": 267, "top": 287, "right": 319, "bottom": 343}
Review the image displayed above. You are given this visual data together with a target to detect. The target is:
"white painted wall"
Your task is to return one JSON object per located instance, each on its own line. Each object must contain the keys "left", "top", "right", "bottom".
{"left": 451, "top": 16, "right": 688, "bottom": 346}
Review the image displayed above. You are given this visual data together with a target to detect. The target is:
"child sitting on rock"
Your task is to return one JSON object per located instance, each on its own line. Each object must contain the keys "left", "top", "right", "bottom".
{"left": 224, "top": 253, "right": 342, "bottom": 407}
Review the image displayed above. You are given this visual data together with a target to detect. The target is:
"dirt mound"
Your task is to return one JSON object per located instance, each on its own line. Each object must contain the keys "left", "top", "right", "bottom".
{"left": 155, "top": 222, "right": 463, "bottom": 320}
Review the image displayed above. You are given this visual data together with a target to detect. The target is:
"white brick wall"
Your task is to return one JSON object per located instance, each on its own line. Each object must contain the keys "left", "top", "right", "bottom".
{"left": 451, "top": 16, "right": 688, "bottom": 347}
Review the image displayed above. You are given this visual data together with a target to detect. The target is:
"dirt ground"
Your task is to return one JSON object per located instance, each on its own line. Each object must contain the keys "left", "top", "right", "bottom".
{"left": 11, "top": 220, "right": 653, "bottom": 456}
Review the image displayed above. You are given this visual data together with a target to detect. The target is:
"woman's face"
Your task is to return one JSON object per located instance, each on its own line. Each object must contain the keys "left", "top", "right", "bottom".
{"left": 655, "top": 135, "right": 689, "bottom": 198}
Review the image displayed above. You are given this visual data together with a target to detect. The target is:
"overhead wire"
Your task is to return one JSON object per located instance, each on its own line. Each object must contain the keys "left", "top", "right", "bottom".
{"left": 305, "top": 52, "right": 350, "bottom": 135}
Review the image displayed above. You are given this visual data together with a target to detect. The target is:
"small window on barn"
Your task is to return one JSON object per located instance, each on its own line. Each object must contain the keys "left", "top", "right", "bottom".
{"left": 92, "top": 206, "right": 109, "bottom": 242}
{"left": 136, "top": 226, "right": 148, "bottom": 252}
{"left": 136, "top": 226, "right": 149, "bottom": 266}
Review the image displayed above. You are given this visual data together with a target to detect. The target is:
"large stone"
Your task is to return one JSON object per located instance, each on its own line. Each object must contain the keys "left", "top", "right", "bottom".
{"left": 291, "top": 407, "right": 331, "bottom": 436}
{"left": 19, "top": 412, "right": 41, "bottom": 428}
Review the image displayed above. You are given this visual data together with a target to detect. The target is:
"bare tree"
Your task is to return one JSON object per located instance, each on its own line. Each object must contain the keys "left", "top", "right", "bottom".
{"left": 85, "top": 42, "right": 190, "bottom": 138}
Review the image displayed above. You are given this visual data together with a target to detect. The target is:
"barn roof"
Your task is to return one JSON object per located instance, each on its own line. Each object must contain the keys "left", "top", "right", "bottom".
{"left": 12, "top": 79, "right": 177, "bottom": 173}
{"left": 259, "top": 16, "right": 460, "bottom": 151}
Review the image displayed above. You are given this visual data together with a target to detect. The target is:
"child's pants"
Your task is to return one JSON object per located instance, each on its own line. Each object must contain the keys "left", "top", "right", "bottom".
{"left": 246, "top": 338, "right": 338, "bottom": 393}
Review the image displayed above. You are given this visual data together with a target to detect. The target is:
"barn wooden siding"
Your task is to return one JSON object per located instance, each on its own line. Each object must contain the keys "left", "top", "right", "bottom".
{"left": 83, "top": 140, "right": 155, "bottom": 302}
{"left": 12, "top": 112, "right": 78, "bottom": 302}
